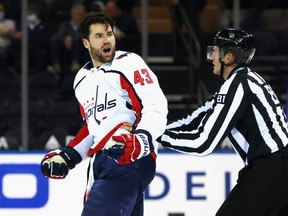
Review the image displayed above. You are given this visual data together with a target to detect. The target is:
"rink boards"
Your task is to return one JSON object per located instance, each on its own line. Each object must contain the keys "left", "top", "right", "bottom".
{"left": 0, "top": 150, "right": 243, "bottom": 216}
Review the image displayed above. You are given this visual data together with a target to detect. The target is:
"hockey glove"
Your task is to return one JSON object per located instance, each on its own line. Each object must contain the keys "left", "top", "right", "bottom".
{"left": 40, "top": 147, "right": 82, "bottom": 179}
{"left": 105, "top": 132, "right": 154, "bottom": 165}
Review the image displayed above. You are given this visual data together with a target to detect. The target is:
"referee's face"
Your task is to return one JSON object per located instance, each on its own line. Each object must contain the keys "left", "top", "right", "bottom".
{"left": 211, "top": 46, "right": 221, "bottom": 76}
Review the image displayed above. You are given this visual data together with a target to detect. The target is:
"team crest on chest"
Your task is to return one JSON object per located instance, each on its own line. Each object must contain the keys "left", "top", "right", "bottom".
{"left": 84, "top": 85, "right": 117, "bottom": 124}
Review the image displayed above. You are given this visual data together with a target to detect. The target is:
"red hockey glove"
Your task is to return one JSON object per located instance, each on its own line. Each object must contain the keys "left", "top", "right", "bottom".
{"left": 105, "top": 132, "right": 154, "bottom": 165}
{"left": 40, "top": 147, "right": 82, "bottom": 179}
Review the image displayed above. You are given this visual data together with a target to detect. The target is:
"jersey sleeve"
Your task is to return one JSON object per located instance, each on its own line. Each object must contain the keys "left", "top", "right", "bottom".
{"left": 118, "top": 53, "right": 168, "bottom": 141}
{"left": 66, "top": 69, "right": 94, "bottom": 160}
{"left": 67, "top": 122, "right": 94, "bottom": 160}
{"left": 160, "top": 76, "right": 250, "bottom": 156}
{"left": 165, "top": 97, "right": 215, "bottom": 131}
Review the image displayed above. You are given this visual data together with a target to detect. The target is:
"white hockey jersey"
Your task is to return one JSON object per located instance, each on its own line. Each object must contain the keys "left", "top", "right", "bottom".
{"left": 68, "top": 51, "right": 168, "bottom": 160}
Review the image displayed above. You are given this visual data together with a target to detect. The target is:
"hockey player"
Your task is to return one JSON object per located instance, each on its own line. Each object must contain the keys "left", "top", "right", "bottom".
{"left": 158, "top": 28, "right": 288, "bottom": 215}
{"left": 40, "top": 12, "right": 168, "bottom": 216}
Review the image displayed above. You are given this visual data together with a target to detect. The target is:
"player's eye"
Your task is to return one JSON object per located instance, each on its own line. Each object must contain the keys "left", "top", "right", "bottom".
{"left": 95, "top": 34, "right": 103, "bottom": 39}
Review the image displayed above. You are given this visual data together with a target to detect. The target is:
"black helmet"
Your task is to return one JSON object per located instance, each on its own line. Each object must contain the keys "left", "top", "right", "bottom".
{"left": 213, "top": 28, "right": 256, "bottom": 65}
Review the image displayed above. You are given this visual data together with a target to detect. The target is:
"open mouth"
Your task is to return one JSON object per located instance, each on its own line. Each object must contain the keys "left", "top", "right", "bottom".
{"left": 103, "top": 47, "right": 111, "bottom": 53}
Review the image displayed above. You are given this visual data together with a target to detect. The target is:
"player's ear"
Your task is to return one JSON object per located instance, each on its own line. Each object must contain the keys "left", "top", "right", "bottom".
{"left": 82, "top": 38, "right": 89, "bottom": 49}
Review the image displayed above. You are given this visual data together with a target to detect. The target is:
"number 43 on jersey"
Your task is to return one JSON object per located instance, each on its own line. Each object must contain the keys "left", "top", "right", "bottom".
{"left": 134, "top": 69, "right": 154, "bottom": 86}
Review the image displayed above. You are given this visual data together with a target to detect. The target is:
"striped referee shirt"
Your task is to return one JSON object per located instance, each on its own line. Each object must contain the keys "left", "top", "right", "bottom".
{"left": 161, "top": 66, "right": 288, "bottom": 165}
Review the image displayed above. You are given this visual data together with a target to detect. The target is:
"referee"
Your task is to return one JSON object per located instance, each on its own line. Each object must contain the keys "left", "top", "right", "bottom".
{"left": 159, "top": 28, "right": 288, "bottom": 216}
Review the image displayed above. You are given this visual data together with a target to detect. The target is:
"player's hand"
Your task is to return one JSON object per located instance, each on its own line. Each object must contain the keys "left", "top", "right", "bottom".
{"left": 121, "top": 122, "right": 133, "bottom": 132}
{"left": 105, "top": 133, "right": 154, "bottom": 165}
{"left": 40, "top": 147, "right": 81, "bottom": 179}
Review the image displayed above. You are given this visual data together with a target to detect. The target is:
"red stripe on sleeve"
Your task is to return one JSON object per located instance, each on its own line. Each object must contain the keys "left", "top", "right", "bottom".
{"left": 120, "top": 76, "right": 142, "bottom": 123}
{"left": 68, "top": 122, "right": 89, "bottom": 147}
{"left": 67, "top": 103, "right": 88, "bottom": 147}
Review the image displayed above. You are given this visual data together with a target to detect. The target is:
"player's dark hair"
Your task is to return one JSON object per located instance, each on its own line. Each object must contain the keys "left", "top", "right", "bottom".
{"left": 79, "top": 12, "right": 116, "bottom": 39}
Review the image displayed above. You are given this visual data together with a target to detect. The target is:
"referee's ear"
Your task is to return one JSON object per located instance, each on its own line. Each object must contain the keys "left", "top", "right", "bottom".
{"left": 224, "top": 52, "right": 235, "bottom": 65}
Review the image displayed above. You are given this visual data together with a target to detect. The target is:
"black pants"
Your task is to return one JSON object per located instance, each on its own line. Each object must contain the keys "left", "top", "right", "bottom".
{"left": 216, "top": 147, "right": 288, "bottom": 216}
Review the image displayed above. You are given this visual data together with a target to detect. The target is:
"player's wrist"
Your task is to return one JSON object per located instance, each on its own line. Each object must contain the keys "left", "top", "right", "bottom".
{"left": 134, "top": 129, "right": 154, "bottom": 153}
{"left": 60, "top": 146, "right": 82, "bottom": 169}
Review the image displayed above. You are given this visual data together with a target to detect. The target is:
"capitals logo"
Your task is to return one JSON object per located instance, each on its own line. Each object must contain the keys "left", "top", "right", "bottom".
{"left": 85, "top": 85, "right": 117, "bottom": 124}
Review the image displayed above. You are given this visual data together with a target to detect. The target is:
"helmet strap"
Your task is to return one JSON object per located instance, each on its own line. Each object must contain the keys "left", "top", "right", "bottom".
{"left": 219, "top": 60, "right": 225, "bottom": 80}
{"left": 219, "top": 52, "right": 237, "bottom": 79}
{"left": 219, "top": 59, "right": 237, "bottom": 80}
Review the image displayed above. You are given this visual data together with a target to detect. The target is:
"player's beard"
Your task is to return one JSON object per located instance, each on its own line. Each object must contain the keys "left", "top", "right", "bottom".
{"left": 90, "top": 45, "right": 116, "bottom": 64}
